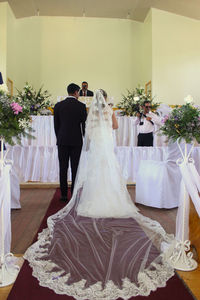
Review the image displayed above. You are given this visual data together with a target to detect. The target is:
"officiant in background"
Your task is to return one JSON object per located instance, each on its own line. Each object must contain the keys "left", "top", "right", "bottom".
{"left": 135, "top": 100, "right": 162, "bottom": 147}
{"left": 79, "top": 81, "right": 94, "bottom": 97}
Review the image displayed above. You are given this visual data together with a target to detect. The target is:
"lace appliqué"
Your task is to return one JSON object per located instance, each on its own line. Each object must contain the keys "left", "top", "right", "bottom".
{"left": 24, "top": 215, "right": 175, "bottom": 300}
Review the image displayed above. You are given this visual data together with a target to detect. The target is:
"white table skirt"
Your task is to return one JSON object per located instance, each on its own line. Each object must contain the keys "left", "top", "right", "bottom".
{"left": 6, "top": 116, "right": 200, "bottom": 183}
{"left": 19, "top": 116, "right": 166, "bottom": 147}
{"left": 0, "top": 165, "right": 11, "bottom": 254}
{"left": 7, "top": 145, "right": 200, "bottom": 183}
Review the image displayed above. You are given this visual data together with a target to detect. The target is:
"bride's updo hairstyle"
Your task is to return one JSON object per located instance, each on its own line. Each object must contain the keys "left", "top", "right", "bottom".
{"left": 93, "top": 89, "right": 107, "bottom": 115}
{"left": 99, "top": 89, "right": 107, "bottom": 100}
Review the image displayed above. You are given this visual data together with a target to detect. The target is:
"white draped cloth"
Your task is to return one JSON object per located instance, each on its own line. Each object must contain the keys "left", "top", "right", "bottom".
{"left": 135, "top": 143, "right": 183, "bottom": 208}
{"left": 0, "top": 151, "right": 21, "bottom": 209}
{"left": 7, "top": 144, "right": 200, "bottom": 184}
{"left": 0, "top": 165, "right": 11, "bottom": 254}
{"left": 176, "top": 144, "right": 200, "bottom": 241}
{"left": 10, "top": 166, "right": 21, "bottom": 209}
{"left": 5, "top": 116, "right": 200, "bottom": 184}
{"left": 10, "top": 116, "right": 166, "bottom": 148}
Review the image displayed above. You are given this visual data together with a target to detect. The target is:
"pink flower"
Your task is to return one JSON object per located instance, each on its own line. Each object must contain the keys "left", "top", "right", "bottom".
{"left": 162, "top": 115, "right": 169, "bottom": 123}
{"left": 10, "top": 102, "right": 23, "bottom": 115}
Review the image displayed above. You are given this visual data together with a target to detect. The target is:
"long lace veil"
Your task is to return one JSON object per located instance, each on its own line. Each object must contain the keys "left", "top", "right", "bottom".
{"left": 25, "top": 90, "right": 175, "bottom": 299}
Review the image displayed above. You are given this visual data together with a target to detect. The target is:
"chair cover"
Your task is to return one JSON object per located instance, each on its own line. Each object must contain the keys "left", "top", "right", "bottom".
{"left": 1, "top": 148, "right": 21, "bottom": 209}
{"left": 0, "top": 165, "right": 12, "bottom": 254}
{"left": 10, "top": 166, "right": 21, "bottom": 209}
{"left": 136, "top": 143, "right": 183, "bottom": 208}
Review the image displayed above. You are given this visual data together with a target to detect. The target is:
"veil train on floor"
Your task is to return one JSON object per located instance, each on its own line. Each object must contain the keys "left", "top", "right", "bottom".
{"left": 24, "top": 90, "right": 175, "bottom": 300}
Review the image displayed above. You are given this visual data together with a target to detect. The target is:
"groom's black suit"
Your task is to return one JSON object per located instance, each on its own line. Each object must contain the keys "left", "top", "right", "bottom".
{"left": 54, "top": 97, "right": 87, "bottom": 197}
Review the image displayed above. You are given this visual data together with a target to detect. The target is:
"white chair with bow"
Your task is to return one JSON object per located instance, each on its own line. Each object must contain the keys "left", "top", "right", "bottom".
{"left": 135, "top": 143, "right": 186, "bottom": 208}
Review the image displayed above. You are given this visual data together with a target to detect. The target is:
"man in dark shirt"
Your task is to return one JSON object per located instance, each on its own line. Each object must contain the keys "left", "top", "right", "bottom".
{"left": 79, "top": 81, "right": 94, "bottom": 97}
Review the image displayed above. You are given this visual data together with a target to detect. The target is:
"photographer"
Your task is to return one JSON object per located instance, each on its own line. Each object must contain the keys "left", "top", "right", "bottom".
{"left": 135, "top": 100, "right": 162, "bottom": 147}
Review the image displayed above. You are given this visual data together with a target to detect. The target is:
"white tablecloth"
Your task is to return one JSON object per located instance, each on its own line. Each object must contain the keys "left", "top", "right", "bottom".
{"left": 6, "top": 116, "right": 200, "bottom": 183}
{"left": 7, "top": 144, "right": 200, "bottom": 183}
{"left": 0, "top": 165, "right": 11, "bottom": 254}
{"left": 19, "top": 116, "right": 166, "bottom": 147}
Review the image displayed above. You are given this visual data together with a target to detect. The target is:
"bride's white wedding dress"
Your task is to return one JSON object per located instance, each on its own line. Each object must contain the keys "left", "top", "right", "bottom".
{"left": 24, "top": 90, "right": 175, "bottom": 300}
{"left": 77, "top": 104, "right": 137, "bottom": 218}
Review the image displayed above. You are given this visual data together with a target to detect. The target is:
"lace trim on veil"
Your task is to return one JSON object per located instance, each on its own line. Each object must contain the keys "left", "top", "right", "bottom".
{"left": 24, "top": 208, "right": 175, "bottom": 299}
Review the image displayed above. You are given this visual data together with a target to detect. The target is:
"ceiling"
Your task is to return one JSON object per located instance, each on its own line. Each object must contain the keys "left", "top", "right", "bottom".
{"left": 1, "top": 0, "right": 200, "bottom": 22}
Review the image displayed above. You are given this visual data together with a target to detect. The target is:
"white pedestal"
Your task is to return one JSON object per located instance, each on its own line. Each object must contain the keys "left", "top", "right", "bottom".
{"left": 168, "top": 240, "right": 197, "bottom": 271}
{"left": 0, "top": 253, "right": 20, "bottom": 287}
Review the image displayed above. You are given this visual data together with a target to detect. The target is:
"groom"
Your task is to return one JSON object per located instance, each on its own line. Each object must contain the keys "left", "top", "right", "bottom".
{"left": 54, "top": 83, "right": 87, "bottom": 202}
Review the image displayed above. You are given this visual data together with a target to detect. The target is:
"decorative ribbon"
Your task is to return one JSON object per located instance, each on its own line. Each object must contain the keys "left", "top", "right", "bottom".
{"left": 176, "top": 139, "right": 200, "bottom": 243}
{"left": 169, "top": 240, "right": 194, "bottom": 265}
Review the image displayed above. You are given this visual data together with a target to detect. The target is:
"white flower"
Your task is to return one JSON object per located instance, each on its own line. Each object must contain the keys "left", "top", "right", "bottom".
{"left": 0, "top": 84, "right": 8, "bottom": 93}
{"left": 134, "top": 96, "right": 140, "bottom": 101}
{"left": 184, "top": 95, "right": 193, "bottom": 104}
{"left": 40, "top": 109, "right": 52, "bottom": 115}
{"left": 18, "top": 119, "right": 30, "bottom": 129}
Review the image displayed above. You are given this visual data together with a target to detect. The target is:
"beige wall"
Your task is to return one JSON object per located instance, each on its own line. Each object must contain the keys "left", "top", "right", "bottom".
{"left": 3, "top": 3, "right": 200, "bottom": 105}
{"left": 6, "top": 3, "right": 16, "bottom": 86}
{"left": 152, "top": 8, "right": 200, "bottom": 105}
{"left": 140, "top": 10, "right": 152, "bottom": 86}
{"left": 0, "top": 2, "right": 7, "bottom": 82}
{"left": 10, "top": 17, "right": 41, "bottom": 90}
{"left": 38, "top": 17, "right": 143, "bottom": 103}
{"left": 5, "top": 13, "right": 143, "bottom": 103}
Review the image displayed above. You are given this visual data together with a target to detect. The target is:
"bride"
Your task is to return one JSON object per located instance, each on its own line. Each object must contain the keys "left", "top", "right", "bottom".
{"left": 25, "top": 90, "right": 175, "bottom": 299}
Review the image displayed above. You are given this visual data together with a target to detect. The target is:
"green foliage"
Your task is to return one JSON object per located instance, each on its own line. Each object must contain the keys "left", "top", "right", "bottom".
{"left": 160, "top": 103, "right": 200, "bottom": 144}
{"left": 0, "top": 89, "right": 34, "bottom": 145}
{"left": 117, "top": 86, "right": 160, "bottom": 116}
{"left": 16, "top": 83, "right": 52, "bottom": 115}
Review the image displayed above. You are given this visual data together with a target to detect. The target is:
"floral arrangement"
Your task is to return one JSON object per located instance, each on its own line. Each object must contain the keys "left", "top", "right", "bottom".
{"left": 0, "top": 86, "right": 34, "bottom": 145}
{"left": 117, "top": 86, "right": 160, "bottom": 116}
{"left": 16, "top": 83, "right": 52, "bottom": 115}
{"left": 0, "top": 83, "right": 9, "bottom": 94}
{"left": 160, "top": 95, "right": 200, "bottom": 144}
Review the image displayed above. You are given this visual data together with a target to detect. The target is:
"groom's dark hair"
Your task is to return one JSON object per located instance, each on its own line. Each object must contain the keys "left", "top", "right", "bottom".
{"left": 67, "top": 83, "right": 80, "bottom": 95}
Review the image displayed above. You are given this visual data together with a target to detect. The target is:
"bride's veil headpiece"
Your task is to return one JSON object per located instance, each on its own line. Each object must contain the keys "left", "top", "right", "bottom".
{"left": 71, "top": 89, "right": 113, "bottom": 204}
{"left": 85, "top": 89, "right": 112, "bottom": 136}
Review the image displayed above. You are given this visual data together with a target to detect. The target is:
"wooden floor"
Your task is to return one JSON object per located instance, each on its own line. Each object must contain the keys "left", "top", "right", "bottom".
{"left": 11, "top": 188, "right": 55, "bottom": 253}
{"left": 0, "top": 187, "right": 199, "bottom": 300}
